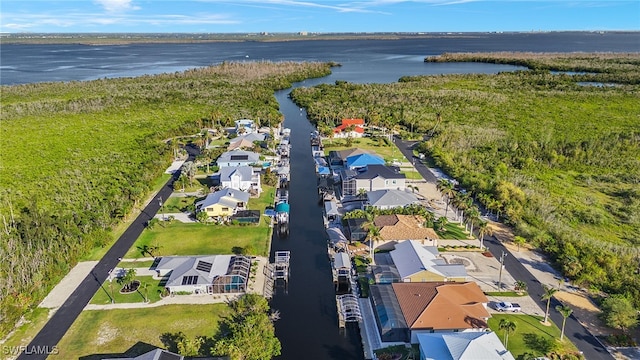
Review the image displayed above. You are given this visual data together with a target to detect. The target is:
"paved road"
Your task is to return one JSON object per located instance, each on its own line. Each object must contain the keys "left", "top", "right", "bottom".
{"left": 392, "top": 136, "right": 613, "bottom": 360}
{"left": 19, "top": 147, "right": 197, "bottom": 360}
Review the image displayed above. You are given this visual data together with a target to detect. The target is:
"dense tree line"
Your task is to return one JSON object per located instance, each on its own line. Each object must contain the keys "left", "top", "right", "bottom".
{"left": 0, "top": 61, "right": 331, "bottom": 337}
{"left": 291, "top": 53, "right": 640, "bottom": 306}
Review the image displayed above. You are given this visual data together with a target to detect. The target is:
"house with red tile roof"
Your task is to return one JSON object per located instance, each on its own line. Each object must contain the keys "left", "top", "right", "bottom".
{"left": 369, "top": 282, "right": 490, "bottom": 343}
{"left": 333, "top": 118, "right": 365, "bottom": 138}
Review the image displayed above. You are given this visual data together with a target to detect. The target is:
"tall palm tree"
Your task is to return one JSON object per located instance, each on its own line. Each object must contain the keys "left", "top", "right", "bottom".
{"left": 542, "top": 284, "right": 559, "bottom": 324}
{"left": 498, "top": 319, "right": 517, "bottom": 348}
{"left": 465, "top": 205, "right": 480, "bottom": 236}
{"left": 556, "top": 304, "right": 573, "bottom": 341}
{"left": 436, "top": 179, "right": 455, "bottom": 219}
{"left": 477, "top": 220, "right": 493, "bottom": 250}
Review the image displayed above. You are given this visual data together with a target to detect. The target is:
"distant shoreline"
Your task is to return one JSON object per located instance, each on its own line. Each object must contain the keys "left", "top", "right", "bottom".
{"left": 1, "top": 31, "right": 635, "bottom": 45}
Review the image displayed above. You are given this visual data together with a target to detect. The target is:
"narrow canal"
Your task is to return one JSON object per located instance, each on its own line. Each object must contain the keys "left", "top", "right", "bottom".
{"left": 269, "top": 81, "right": 365, "bottom": 360}
{"left": 268, "top": 62, "right": 525, "bottom": 359}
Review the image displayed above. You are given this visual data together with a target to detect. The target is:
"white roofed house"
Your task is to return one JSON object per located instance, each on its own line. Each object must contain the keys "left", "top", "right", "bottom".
{"left": 367, "top": 189, "right": 419, "bottom": 210}
{"left": 195, "top": 188, "right": 250, "bottom": 219}
{"left": 219, "top": 166, "right": 261, "bottom": 194}
{"left": 217, "top": 149, "right": 261, "bottom": 168}
{"left": 390, "top": 240, "right": 467, "bottom": 283}
{"left": 155, "top": 255, "right": 251, "bottom": 294}
{"left": 340, "top": 164, "right": 406, "bottom": 197}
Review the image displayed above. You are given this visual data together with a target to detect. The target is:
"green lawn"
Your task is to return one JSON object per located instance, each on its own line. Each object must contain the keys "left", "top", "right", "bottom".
{"left": 488, "top": 314, "right": 578, "bottom": 358}
{"left": 402, "top": 170, "right": 423, "bottom": 180}
{"left": 91, "top": 276, "right": 164, "bottom": 305}
{"left": 322, "top": 137, "right": 400, "bottom": 162}
{"left": 52, "top": 304, "right": 229, "bottom": 359}
{"left": 436, "top": 222, "right": 471, "bottom": 240}
{"left": 126, "top": 221, "right": 271, "bottom": 258}
{"left": 163, "top": 195, "right": 200, "bottom": 213}
{"left": 125, "top": 185, "right": 275, "bottom": 259}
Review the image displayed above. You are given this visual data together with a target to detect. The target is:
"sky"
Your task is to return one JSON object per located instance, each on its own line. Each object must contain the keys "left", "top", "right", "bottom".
{"left": 1, "top": 1, "right": 638, "bottom": 33}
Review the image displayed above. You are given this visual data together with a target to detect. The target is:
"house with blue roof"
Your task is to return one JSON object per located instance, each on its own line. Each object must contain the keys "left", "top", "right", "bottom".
{"left": 345, "top": 153, "right": 385, "bottom": 170}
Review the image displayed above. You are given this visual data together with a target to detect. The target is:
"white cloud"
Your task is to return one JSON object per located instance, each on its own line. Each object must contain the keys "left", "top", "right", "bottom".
{"left": 94, "top": 0, "right": 140, "bottom": 13}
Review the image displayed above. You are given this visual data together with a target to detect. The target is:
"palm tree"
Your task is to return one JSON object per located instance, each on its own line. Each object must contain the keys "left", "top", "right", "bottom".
{"left": 556, "top": 304, "right": 573, "bottom": 341}
{"left": 436, "top": 179, "right": 455, "bottom": 218}
{"left": 118, "top": 268, "right": 137, "bottom": 292}
{"left": 498, "top": 318, "right": 517, "bottom": 348}
{"left": 367, "top": 225, "right": 382, "bottom": 264}
{"left": 140, "top": 282, "right": 151, "bottom": 303}
{"left": 357, "top": 188, "right": 368, "bottom": 200}
{"left": 435, "top": 216, "right": 448, "bottom": 232}
{"left": 465, "top": 206, "right": 480, "bottom": 236}
{"left": 515, "top": 280, "right": 528, "bottom": 294}
{"left": 542, "top": 284, "right": 559, "bottom": 324}
{"left": 513, "top": 236, "right": 526, "bottom": 251}
{"left": 477, "top": 220, "right": 493, "bottom": 250}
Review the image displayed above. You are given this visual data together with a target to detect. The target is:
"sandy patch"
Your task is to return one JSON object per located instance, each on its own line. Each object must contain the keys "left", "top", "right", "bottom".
{"left": 95, "top": 322, "right": 118, "bottom": 346}
{"left": 555, "top": 291, "right": 610, "bottom": 337}
{"left": 487, "top": 221, "right": 515, "bottom": 243}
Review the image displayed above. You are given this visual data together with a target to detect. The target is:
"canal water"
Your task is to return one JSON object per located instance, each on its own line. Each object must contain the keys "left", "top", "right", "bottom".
{"left": 268, "top": 62, "right": 523, "bottom": 359}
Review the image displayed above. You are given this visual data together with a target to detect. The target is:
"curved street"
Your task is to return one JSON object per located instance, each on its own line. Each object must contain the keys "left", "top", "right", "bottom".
{"left": 392, "top": 136, "right": 613, "bottom": 360}
{"left": 18, "top": 146, "right": 197, "bottom": 360}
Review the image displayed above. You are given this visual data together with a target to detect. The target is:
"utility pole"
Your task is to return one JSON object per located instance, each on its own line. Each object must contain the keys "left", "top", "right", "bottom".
{"left": 158, "top": 196, "right": 164, "bottom": 221}
{"left": 498, "top": 251, "right": 507, "bottom": 290}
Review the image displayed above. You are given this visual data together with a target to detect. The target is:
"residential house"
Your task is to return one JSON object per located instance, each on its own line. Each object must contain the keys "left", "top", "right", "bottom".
{"left": 345, "top": 153, "right": 386, "bottom": 170}
{"left": 328, "top": 148, "right": 374, "bottom": 167}
{"left": 417, "top": 332, "right": 515, "bottom": 360}
{"left": 374, "top": 214, "right": 439, "bottom": 247}
{"left": 155, "top": 255, "right": 251, "bottom": 294}
{"left": 217, "top": 150, "right": 261, "bottom": 168}
{"left": 369, "top": 282, "right": 490, "bottom": 343}
{"left": 333, "top": 118, "right": 365, "bottom": 138}
{"left": 341, "top": 164, "right": 406, "bottom": 197}
{"left": 367, "top": 189, "right": 419, "bottom": 210}
{"left": 195, "top": 188, "right": 250, "bottom": 218}
{"left": 219, "top": 166, "right": 261, "bottom": 194}
{"left": 228, "top": 132, "right": 267, "bottom": 150}
{"left": 104, "top": 348, "right": 184, "bottom": 360}
{"left": 235, "top": 119, "right": 256, "bottom": 134}
{"left": 389, "top": 240, "right": 467, "bottom": 282}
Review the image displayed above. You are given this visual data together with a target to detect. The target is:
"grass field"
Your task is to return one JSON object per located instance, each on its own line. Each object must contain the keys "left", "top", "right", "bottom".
{"left": 125, "top": 185, "right": 275, "bottom": 258}
{"left": 488, "top": 314, "right": 577, "bottom": 358}
{"left": 436, "top": 222, "right": 471, "bottom": 240}
{"left": 322, "top": 137, "right": 400, "bottom": 162}
{"left": 90, "top": 276, "right": 164, "bottom": 305}
{"left": 52, "top": 304, "right": 229, "bottom": 359}
{"left": 125, "top": 221, "right": 271, "bottom": 258}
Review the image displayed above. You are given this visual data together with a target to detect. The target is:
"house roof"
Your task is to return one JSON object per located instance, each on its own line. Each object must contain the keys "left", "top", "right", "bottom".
{"left": 231, "top": 132, "right": 266, "bottom": 144}
{"left": 392, "top": 282, "right": 489, "bottom": 330}
{"left": 156, "top": 255, "right": 233, "bottom": 288}
{"left": 220, "top": 166, "right": 254, "bottom": 183}
{"left": 227, "top": 138, "right": 255, "bottom": 150}
{"left": 333, "top": 252, "right": 351, "bottom": 270}
{"left": 417, "top": 332, "right": 515, "bottom": 360}
{"left": 367, "top": 189, "right": 418, "bottom": 208}
{"left": 374, "top": 215, "right": 440, "bottom": 241}
{"left": 342, "top": 118, "right": 365, "bottom": 126}
{"left": 337, "top": 148, "right": 375, "bottom": 161}
{"left": 217, "top": 150, "right": 260, "bottom": 164}
{"left": 326, "top": 226, "right": 348, "bottom": 245}
{"left": 195, "top": 188, "right": 250, "bottom": 210}
{"left": 235, "top": 119, "right": 254, "bottom": 126}
{"left": 390, "top": 240, "right": 466, "bottom": 280}
{"left": 334, "top": 124, "right": 365, "bottom": 134}
{"left": 346, "top": 153, "right": 385, "bottom": 169}
{"left": 353, "top": 164, "right": 405, "bottom": 180}
{"left": 104, "top": 348, "right": 184, "bottom": 360}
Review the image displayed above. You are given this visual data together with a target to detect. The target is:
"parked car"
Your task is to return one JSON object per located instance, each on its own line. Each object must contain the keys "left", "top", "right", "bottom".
{"left": 493, "top": 301, "right": 521, "bottom": 312}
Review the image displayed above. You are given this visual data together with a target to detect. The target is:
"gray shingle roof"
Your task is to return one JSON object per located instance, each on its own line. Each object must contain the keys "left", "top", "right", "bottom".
{"left": 354, "top": 164, "right": 405, "bottom": 180}
{"left": 367, "top": 189, "right": 418, "bottom": 208}
{"left": 156, "top": 255, "right": 232, "bottom": 288}
{"left": 217, "top": 150, "right": 260, "bottom": 164}
{"left": 219, "top": 166, "right": 253, "bottom": 182}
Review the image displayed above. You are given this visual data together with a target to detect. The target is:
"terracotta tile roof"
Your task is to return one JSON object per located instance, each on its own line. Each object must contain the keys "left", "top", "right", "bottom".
{"left": 334, "top": 124, "right": 365, "bottom": 134}
{"left": 341, "top": 118, "right": 365, "bottom": 126}
{"left": 392, "top": 282, "right": 489, "bottom": 331}
{"left": 375, "top": 215, "right": 440, "bottom": 240}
